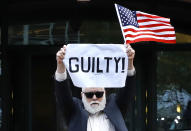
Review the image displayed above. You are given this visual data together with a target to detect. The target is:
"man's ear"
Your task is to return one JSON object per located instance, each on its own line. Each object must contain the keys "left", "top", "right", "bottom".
{"left": 81, "top": 92, "right": 83, "bottom": 98}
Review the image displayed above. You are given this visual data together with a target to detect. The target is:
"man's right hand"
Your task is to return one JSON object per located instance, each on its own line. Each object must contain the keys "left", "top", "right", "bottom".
{"left": 56, "top": 45, "right": 67, "bottom": 73}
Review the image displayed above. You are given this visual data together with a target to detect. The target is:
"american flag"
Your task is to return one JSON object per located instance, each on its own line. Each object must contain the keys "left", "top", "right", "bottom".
{"left": 115, "top": 4, "right": 176, "bottom": 44}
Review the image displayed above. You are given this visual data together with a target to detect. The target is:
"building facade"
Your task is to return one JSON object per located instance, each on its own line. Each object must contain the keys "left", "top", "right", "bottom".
{"left": 1, "top": 0, "right": 191, "bottom": 131}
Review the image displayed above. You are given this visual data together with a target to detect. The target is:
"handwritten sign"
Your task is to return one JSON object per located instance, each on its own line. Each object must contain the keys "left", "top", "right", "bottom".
{"left": 63, "top": 44, "right": 128, "bottom": 88}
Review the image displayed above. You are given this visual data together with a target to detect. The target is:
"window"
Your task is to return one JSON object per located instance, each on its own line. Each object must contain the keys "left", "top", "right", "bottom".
{"left": 8, "top": 20, "right": 123, "bottom": 45}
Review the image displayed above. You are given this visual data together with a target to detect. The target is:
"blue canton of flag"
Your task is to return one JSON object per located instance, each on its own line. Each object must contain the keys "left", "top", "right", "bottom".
{"left": 117, "top": 4, "right": 139, "bottom": 27}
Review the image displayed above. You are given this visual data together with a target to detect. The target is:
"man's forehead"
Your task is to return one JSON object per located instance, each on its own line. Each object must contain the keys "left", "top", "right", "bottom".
{"left": 83, "top": 88, "right": 105, "bottom": 92}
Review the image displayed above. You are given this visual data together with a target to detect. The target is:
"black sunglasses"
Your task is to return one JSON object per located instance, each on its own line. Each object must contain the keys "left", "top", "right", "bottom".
{"left": 83, "top": 91, "right": 104, "bottom": 99}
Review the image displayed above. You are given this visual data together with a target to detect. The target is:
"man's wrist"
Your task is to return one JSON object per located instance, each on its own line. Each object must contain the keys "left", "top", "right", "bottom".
{"left": 56, "top": 63, "right": 66, "bottom": 74}
{"left": 128, "top": 59, "right": 134, "bottom": 70}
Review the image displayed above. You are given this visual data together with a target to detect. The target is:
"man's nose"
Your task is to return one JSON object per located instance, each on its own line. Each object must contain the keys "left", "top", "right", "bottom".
{"left": 92, "top": 94, "right": 97, "bottom": 99}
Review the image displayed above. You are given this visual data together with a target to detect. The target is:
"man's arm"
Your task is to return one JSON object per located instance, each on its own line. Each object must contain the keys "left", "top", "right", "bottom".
{"left": 116, "top": 45, "right": 136, "bottom": 114}
{"left": 54, "top": 45, "right": 74, "bottom": 124}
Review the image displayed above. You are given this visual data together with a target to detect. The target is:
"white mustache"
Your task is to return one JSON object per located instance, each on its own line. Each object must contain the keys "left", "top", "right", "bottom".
{"left": 90, "top": 101, "right": 100, "bottom": 105}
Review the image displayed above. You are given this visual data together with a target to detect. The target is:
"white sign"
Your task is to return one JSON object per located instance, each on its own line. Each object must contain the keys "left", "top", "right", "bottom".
{"left": 63, "top": 44, "right": 128, "bottom": 88}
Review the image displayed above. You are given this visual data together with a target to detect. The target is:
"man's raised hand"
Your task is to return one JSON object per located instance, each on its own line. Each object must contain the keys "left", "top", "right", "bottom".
{"left": 56, "top": 45, "right": 67, "bottom": 73}
{"left": 125, "top": 44, "right": 135, "bottom": 70}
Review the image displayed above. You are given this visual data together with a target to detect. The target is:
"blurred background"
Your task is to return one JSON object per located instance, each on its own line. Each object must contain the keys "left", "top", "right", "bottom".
{"left": 0, "top": 0, "right": 191, "bottom": 131}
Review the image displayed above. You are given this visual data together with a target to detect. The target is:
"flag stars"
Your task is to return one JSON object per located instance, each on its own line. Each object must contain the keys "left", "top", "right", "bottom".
{"left": 117, "top": 5, "right": 139, "bottom": 27}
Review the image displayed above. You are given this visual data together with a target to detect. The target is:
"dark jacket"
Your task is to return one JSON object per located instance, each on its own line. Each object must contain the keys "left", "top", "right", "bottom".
{"left": 55, "top": 75, "right": 136, "bottom": 131}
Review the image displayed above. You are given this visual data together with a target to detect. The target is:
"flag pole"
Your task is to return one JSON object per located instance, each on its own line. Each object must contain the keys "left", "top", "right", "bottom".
{"left": 114, "top": 3, "right": 127, "bottom": 45}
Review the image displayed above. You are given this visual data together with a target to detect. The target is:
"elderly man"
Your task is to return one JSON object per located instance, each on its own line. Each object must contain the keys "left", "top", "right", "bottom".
{"left": 55, "top": 44, "right": 136, "bottom": 131}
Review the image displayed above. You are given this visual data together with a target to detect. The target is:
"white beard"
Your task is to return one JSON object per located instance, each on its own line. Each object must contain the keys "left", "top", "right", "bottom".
{"left": 82, "top": 94, "right": 106, "bottom": 114}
